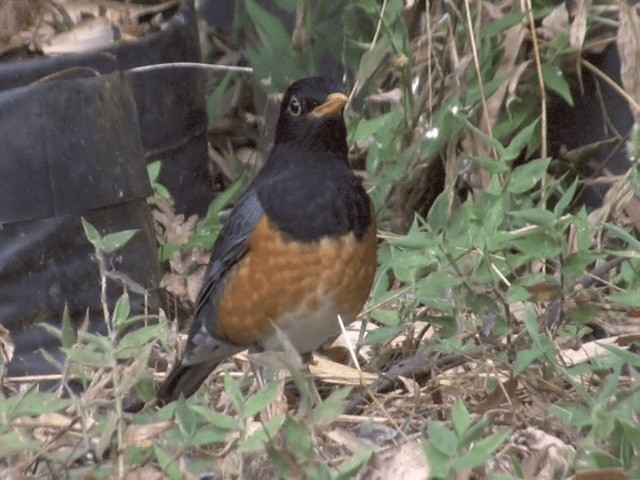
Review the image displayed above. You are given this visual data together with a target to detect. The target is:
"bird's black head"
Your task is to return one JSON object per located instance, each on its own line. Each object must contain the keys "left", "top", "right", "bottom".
{"left": 273, "top": 77, "right": 348, "bottom": 158}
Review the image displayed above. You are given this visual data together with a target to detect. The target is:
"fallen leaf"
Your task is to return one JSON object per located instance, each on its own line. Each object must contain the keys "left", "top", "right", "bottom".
{"left": 476, "top": 377, "right": 519, "bottom": 414}
{"left": 363, "top": 440, "right": 430, "bottom": 480}
{"left": 617, "top": 1, "right": 640, "bottom": 122}
{"left": 569, "top": 0, "right": 591, "bottom": 50}
{"left": 569, "top": 468, "right": 627, "bottom": 480}
{"left": 308, "top": 354, "right": 377, "bottom": 386}
{"left": 325, "top": 427, "right": 372, "bottom": 452}
{"left": 0, "top": 323, "right": 14, "bottom": 367}
{"left": 521, "top": 427, "right": 573, "bottom": 480}
{"left": 559, "top": 334, "right": 640, "bottom": 366}
{"left": 123, "top": 421, "right": 173, "bottom": 449}
{"left": 540, "top": 3, "right": 569, "bottom": 40}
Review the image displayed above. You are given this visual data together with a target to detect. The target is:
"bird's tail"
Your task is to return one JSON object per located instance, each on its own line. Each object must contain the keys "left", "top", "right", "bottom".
{"left": 156, "top": 359, "right": 220, "bottom": 405}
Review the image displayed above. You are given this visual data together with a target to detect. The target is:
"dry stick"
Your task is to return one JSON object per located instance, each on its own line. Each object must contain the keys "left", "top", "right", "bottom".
{"left": 581, "top": 58, "right": 640, "bottom": 113}
{"left": 524, "top": 0, "right": 550, "bottom": 279}
{"left": 345, "top": 345, "right": 491, "bottom": 414}
{"left": 463, "top": 0, "right": 496, "bottom": 158}
{"left": 347, "top": 0, "right": 388, "bottom": 107}
{"left": 128, "top": 62, "right": 253, "bottom": 75}
{"left": 545, "top": 256, "right": 625, "bottom": 328}
{"left": 525, "top": 0, "right": 547, "bottom": 161}
{"left": 338, "top": 315, "right": 411, "bottom": 442}
{"left": 425, "top": 0, "right": 434, "bottom": 121}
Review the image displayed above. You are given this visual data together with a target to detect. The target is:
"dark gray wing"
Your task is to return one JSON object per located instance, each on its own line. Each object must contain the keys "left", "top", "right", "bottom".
{"left": 156, "top": 188, "right": 265, "bottom": 404}
{"left": 185, "top": 188, "right": 265, "bottom": 361}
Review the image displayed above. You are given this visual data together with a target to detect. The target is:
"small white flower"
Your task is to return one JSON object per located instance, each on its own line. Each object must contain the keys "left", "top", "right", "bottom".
{"left": 450, "top": 105, "right": 459, "bottom": 115}
{"left": 425, "top": 127, "right": 439, "bottom": 139}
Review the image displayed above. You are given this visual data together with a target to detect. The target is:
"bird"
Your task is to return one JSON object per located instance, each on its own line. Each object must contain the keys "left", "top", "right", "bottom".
{"left": 157, "top": 76, "right": 377, "bottom": 404}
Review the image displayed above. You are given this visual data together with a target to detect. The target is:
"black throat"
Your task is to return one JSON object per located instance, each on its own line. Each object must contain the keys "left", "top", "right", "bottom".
{"left": 256, "top": 143, "right": 372, "bottom": 243}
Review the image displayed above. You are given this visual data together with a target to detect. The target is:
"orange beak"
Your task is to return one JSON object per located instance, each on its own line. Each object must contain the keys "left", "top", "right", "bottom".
{"left": 310, "top": 92, "right": 348, "bottom": 118}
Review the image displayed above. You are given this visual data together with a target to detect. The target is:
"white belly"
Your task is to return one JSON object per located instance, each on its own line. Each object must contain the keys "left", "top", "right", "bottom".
{"left": 260, "top": 294, "right": 346, "bottom": 354}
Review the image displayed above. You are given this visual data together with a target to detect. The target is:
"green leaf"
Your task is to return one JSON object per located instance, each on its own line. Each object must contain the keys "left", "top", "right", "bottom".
{"left": 189, "top": 428, "right": 230, "bottom": 446}
{"left": 335, "top": 448, "right": 374, "bottom": 480}
{"left": 420, "top": 99, "right": 464, "bottom": 159}
{"left": 174, "top": 397, "right": 198, "bottom": 439}
{"left": 563, "top": 250, "right": 599, "bottom": 280}
{"left": 116, "top": 345, "right": 152, "bottom": 394}
{"left": 458, "top": 417, "right": 491, "bottom": 447}
{"left": 508, "top": 157, "right": 551, "bottom": 193}
{"left": 207, "top": 74, "right": 232, "bottom": 125}
{"left": 608, "top": 290, "right": 640, "bottom": 308}
{"left": 461, "top": 117, "right": 505, "bottom": 156}
{"left": 364, "top": 324, "right": 404, "bottom": 346}
{"left": 541, "top": 63, "right": 573, "bottom": 106}
{"left": 473, "top": 427, "right": 512, "bottom": 455}
{"left": 348, "top": 109, "right": 401, "bottom": 145}
{"left": 81, "top": 217, "right": 102, "bottom": 249}
{"left": 63, "top": 346, "right": 110, "bottom": 368}
{"left": 310, "top": 387, "right": 351, "bottom": 424}
{"left": 424, "top": 438, "right": 451, "bottom": 478}
{"left": 548, "top": 403, "right": 591, "bottom": 428}
{"left": 466, "top": 74, "right": 510, "bottom": 107}
{"left": 224, "top": 372, "right": 245, "bottom": 416}
{"left": 147, "top": 160, "right": 161, "bottom": 184}
{"left": 112, "top": 291, "right": 131, "bottom": 329}
{"left": 514, "top": 347, "right": 544, "bottom": 376}
{"left": 154, "top": 444, "right": 181, "bottom": 480}
{"left": 116, "top": 326, "right": 160, "bottom": 357}
{"left": 509, "top": 208, "right": 557, "bottom": 227}
{"left": 554, "top": 178, "right": 579, "bottom": 215}
{"left": 190, "top": 405, "right": 242, "bottom": 431}
{"left": 355, "top": 35, "right": 391, "bottom": 87}
{"left": 158, "top": 243, "right": 182, "bottom": 263}
{"left": 427, "top": 421, "right": 458, "bottom": 457}
{"left": 598, "top": 344, "right": 640, "bottom": 367}
{"left": 427, "top": 189, "right": 452, "bottom": 230}
{"left": 523, "top": 307, "right": 543, "bottom": 347}
{"left": 244, "top": 0, "right": 291, "bottom": 51}
{"left": 502, "top": 118, "right": 540, "bottom": 162}
{"left": 282, "top": 417, "right": 313, "bottom": 461}
{"left": 455, "top": 428, "right": 511, "bottom": 469}
{"left": 415, "top": 271, "right": 459, "bottom": 311}
{"left": 451, "top": 400, "right": 471, "bottom": 436}
{"left": 603, "top": 223, "right": 640, "bottom": 250}
{"left": 102, "top": 230, "right": 138, "bottom": 253}
{"left": 0, "top": 432, "right": 41, "bottom": 456}
{"left": 369, "top": 308, "right": 401, "bottom": 325}
{"left": 77, "top": 330, "right": 112, "bottom": 350}
{"left": 244, "top": 380, "right": 280, "bottom": 418}
{"left": 495, "top": 230, "right": 562, "bottom": 258}
{"left": 507, "top": 284, "right": 531, "bottom": 303}
{"left": 189, "top": 178, "right": 245, "bottom": 251}
{"left": 473, "top": 156, "right": 509, "bottom": 174}
{"left": 60, "top": 303, "right": 76, "bottom": 349}
{"left": 388, "top": 246, "right": 434, "bottom": 283}
{"left": 480, "top": 11, "right": 527, "bottom": 39}
{"left": 240, "top": 414, "right": 286, "bottom": 452}
{"left": 3, "top": 391, "right": 72, "bottom": 420}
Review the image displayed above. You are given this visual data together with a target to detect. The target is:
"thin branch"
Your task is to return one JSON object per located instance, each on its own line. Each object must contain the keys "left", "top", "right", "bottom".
{"left": 525, "top": 0, "right": 547, "bottom": 160}
{"left": 582, "top": 58, "right": 640, "bottom": 113}
{"left": 128, "top": 62, "right": 253, "bottom": 75}
{"left": 463, "top": 0, "right": 494, "bottom": 150}
{"left": 347, "top": 0, "right": 389, "bottom": 106}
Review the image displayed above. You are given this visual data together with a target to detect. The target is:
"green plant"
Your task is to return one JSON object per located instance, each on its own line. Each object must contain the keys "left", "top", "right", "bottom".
{"left": 424, "top": 401, "right": 511, "bottom": 479}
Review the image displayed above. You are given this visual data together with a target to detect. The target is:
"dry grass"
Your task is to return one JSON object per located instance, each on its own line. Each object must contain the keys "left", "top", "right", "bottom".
{"left": 2, "top": 1, "right": 640, "bottom": 479}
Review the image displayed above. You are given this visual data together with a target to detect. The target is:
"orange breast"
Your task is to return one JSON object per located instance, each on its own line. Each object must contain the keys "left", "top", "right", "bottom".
{"left": 215, "top": 215, "right": 377, "bottom": 348}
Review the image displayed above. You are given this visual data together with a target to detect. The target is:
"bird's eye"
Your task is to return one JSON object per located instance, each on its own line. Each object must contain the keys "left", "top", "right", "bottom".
{"left": 288, "top": 96, "right": 301, "bottom": 116}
